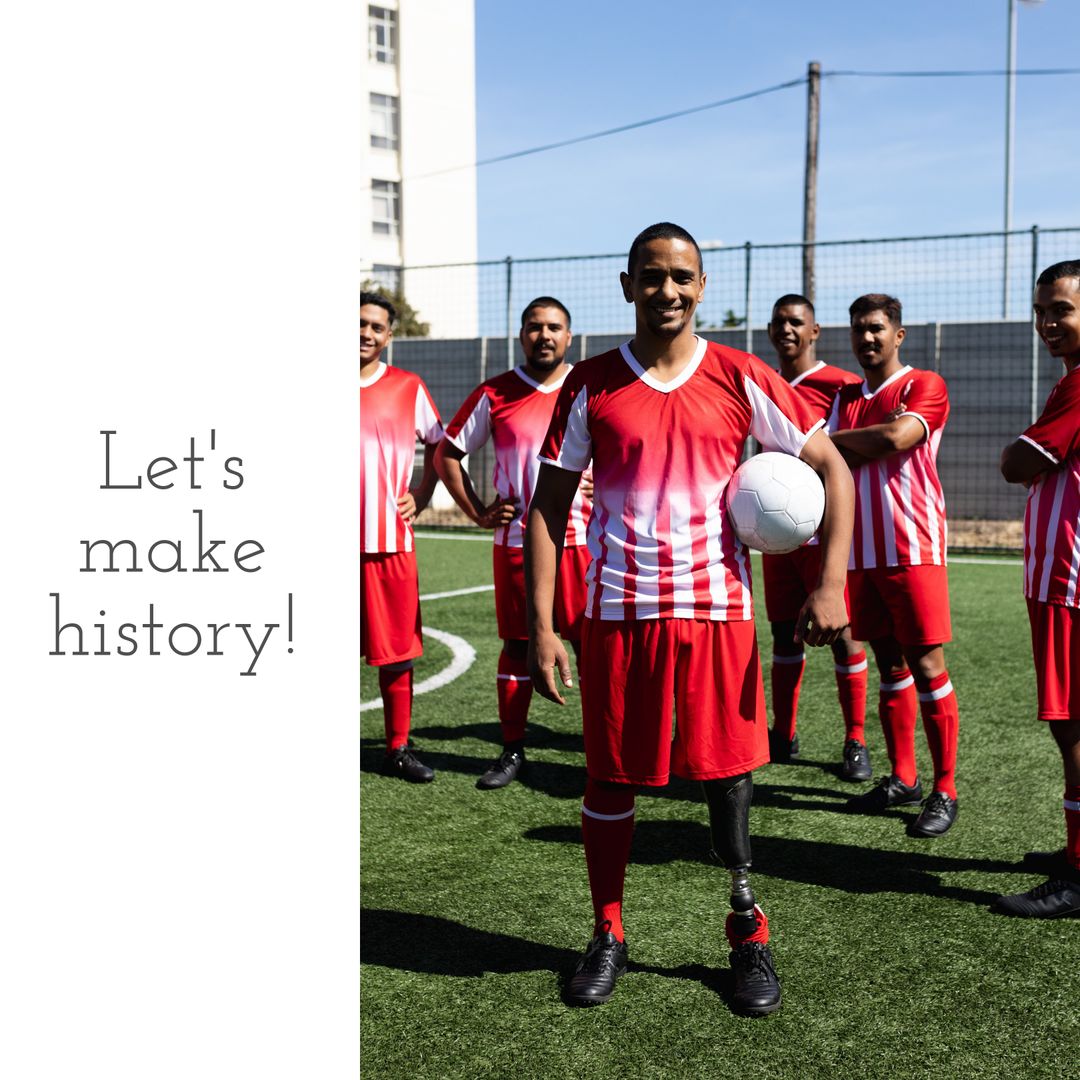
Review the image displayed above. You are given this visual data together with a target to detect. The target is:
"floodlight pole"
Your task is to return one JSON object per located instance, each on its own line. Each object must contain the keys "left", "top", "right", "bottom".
{"left": 1003, "top": 0, "right": 1017, "bottom": 318}
{"left": 802, "top": 60, "right": 821, "bottom": 304}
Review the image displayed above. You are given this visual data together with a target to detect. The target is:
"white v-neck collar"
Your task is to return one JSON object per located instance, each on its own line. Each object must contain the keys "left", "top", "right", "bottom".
{"left": 618, "top": 336, "right": 708, "bottom": 393}
{"left": 788, "top": 360, "right": 825, "bottom": 388}
{"left": 861, "top": 364, "right": 911, "bottom": 399}
{"left": 359, "top": 362, "right": 389, "bottom": 389}
{"left": 513, "top": 365, "right": 569, "bottom": 394}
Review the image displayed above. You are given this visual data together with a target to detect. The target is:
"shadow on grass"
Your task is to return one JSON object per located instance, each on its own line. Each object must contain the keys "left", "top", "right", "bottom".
{"left": 524, "top": 820, "right": 1015, "bottom": 905}
{"left": 361, "top": 908, "right": 577, "bottom": 976}
{"left": 408, "top": 720, "right": 585, "bottom": 754}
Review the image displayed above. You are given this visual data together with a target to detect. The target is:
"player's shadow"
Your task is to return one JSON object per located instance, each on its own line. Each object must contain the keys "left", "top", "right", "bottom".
{"left": 523, "top": 820, "right": 1015, "bottom": 906}
{"left": 362, "top": 908, "right": 576, "bottom": 977}
{"left": 409, "top": 720, "right": 584, "bottom": 754}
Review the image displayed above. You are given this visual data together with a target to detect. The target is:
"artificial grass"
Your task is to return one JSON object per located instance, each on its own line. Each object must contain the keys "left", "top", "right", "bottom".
{"left": 361, "top": 537, "right": 1078, "bottom": 1079}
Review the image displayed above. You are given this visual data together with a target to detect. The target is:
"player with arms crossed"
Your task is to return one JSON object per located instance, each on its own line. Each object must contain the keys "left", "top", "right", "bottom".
{"left": 360, "top": 291, "right": 443, "bottom": 783}
{"left": 995, "top": 260, "right": 1080, "bottom": 917}
{"left": 435, "top": 297, "right": 591, "bottom": 789}
{"left": 764, "top": 294, "right": 870, "bottom": 779}
{"left": 830, "top": 294, "right": 960, "bottom": 836}
{"left": 526, "top": 224, "right": 854, "bottom": 1015}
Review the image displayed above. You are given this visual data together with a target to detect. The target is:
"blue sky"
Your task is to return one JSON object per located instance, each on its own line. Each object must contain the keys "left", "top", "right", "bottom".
{"left": 472, "top": 0, "right": 1080, "bottom": 261}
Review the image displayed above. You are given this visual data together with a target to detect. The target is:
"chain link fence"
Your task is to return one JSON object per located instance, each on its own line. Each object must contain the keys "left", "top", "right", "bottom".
{"left": 372, "top": 226, "right": 1080, "bottom": 548}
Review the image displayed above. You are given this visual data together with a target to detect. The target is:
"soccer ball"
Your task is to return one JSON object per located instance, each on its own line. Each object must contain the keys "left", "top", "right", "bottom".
{"left": 726, "top": 452, "right": 825, "bottom": 554}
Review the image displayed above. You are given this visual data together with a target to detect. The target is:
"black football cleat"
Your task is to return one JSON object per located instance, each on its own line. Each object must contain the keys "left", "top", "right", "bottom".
{"left": 476, "top": 748, "right": 525, "bottom": 790}
{"left": 380, "top": 745, "right": 435, "bottom": 783}
{"left": 564, "top": 931, "right": 628, "bottom": 1007}
{"left": 846, "top": 773, "right": 923, "bottom": 814}
{"left": 909, "top": 791, "right": 958, "bottom": 837}
{"left": 991, "top": 877, "right": 1080, "bottom": 919}
{"left": 768, "top": 729, "right": 800, "bottom": 763}
{"left": 840, "top": 738, "right": 873, "bottom": 782}
{"left": 729, "top": 941, "right": 782, "bottom": 1017}
{"left": 1021, "top": 848, "right": 1068, "bottom": 875}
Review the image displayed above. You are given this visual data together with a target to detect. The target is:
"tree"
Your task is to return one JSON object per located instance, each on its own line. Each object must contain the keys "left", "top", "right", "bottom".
{"left": 722, "top": 309, "right": 746, "bottom": 328}
{"left": 360, "top": 279, "right": 430, "bottom": 338}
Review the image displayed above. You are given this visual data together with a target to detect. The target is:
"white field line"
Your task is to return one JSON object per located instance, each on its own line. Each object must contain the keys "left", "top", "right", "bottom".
{"left": 360, "top": 625, "right": 477, "bottom": 712}
{"left": 414, "top": 531, "right": 491, "bottom": 542}
{"left": 420, "top": 584, "right": 495, "bottom": 601}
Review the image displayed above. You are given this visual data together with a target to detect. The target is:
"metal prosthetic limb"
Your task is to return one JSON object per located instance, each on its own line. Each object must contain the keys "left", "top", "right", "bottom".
{"left": 702, "top": 772, "right": 758, "bottom": 938}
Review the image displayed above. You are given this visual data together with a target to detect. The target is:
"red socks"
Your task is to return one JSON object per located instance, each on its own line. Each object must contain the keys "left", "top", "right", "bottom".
{"left": 1065, "top": 783, "right": 1080, "bottom": 873}
{"left": 770, "top": 653, "right": 805, "bottom": 741}
{"left": 581, "top": 778, "right": 637, "bottom": 941}
{"left": 725, "top": 905, "right": 770, "bottom": 948}
{"left": 915, "top": 670, "right": 959, "bottom": 799}
{"left": 379, "top": 664, "right": 413, "bottom": 750}
{"left": 497, "top": 650, "right": 533, "bottom": 744}
{"left": 879, "top": 669, "right": 918, "bottom": 786}
{"left": 835, "top": 649, "right": 868, "bottom": 744}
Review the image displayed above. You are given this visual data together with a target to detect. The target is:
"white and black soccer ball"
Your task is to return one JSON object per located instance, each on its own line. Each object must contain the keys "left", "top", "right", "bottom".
{"left": 726, "top": 451, "right": 825, "bottom": 555}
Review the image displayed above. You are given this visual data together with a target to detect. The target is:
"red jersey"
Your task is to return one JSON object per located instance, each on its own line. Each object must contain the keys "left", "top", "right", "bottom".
{"left": 786, "top": 360, "right": 863, "bottom": 421}
{"left": 540, "top": 338, "right": 822, "bottom": 622}
{"left": 360, "top": 363, "right": 443, "bottom": 554}
{"left": 1021, "top": 366, "right": 1080, "bottom": 606}
{"left": 444, "top": 366, "right": 591, "bottom": 548}
{"left": 828, "top": 365, "right": 949, "bottom": 570}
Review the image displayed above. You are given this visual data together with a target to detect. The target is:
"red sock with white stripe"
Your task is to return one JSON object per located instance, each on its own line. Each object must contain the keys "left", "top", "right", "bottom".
{"left": 1064, "top": 783, "right": 1080, "bottom": 873}
{"left": 771, "top": 653, "right": 805, "bottom": 742}
{"left": 879, "top": 668, "right": 918, "bottom": 787}
{"left": 379, "top": 664, "right": 413, "bottom": 750}
{"left": 835, "top": 650, "right": 868, "bottom": 744}
{"left": 497, "top": 651, "right": 533, "bottom": 744}
{"left": 915, "top": 670, "right": 959, "bottom": 799}
{"left": 581, "top": 778, "right": 637, "bottom": 942}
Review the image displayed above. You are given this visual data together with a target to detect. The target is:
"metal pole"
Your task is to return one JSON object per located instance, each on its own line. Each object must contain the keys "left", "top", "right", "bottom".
{"left": 802, "top": 60, "right": 821, "bottom": 303}
{"left": 743, "top": 241, "right": 753, "bottom": 355}
{"left": 1003, "top": 0, "right": 1017, "bottom": 319}
{"left": 1030, "top": 224, "right": 1040, "bottom": 424}
{"left": 505, "top": 255, "right": 514, "bottom": 370}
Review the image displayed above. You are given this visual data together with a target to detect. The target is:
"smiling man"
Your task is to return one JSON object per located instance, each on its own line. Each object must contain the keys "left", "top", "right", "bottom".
{"left": 829, "top": 294, "right": 959, "bottom": 837}
{"left": 525, "top": 223, "right": 854, "bottom": 1015}
{"left": 994, "top": 261, "right": 1080, "bottom": 917}
{"left": 435, "top": 297, "right": 592, "bottom": 790}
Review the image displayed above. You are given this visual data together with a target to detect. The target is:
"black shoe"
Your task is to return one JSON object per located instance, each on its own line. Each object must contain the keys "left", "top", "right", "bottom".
{"left": 564, "top": 930, "right": 628, "bottom": 1007}
{"left": 1021, "top": 848, "right": 1068, "bottom": 875}
{"left": 476, "top": 748, "right": 526, "bottom": 790}
{"left": 380, "top": 745, "right": 435, "bottom": 783}
{"left": 991, "top": 877, "right": 1080, "bottom": 918}
{"left": 846, "top": 773, "right": 923, "bottom": 814}
{"left": 729, "top": 941, "right": 782, "bottom": 1016}
{"left": 840, "top": 738, "right": 873, "bottom": 782}
{"left": 909, "top": 791, "right": 958, "bottom": 837}
{"left": 768, "top": 729, "right": 800, "bottom": 763}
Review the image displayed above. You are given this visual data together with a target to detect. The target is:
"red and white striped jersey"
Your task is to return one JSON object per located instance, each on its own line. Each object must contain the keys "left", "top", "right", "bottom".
{"left": 786, "top": 360, "right": 863, "bottom": 421}
{"left": 360, "top": 362, "right": 443, "bottom": 554}
{"left": 444, "top": 366, "right": 591, "bottom": 548}
{"left": 1021, "top": 366, "right": 1080, "bottom": 606}
{"left": 540, "top": 338, "right": 822, "bottom": 621}
{"left": 827, "top": 365, "right": 949, "bottom": 570}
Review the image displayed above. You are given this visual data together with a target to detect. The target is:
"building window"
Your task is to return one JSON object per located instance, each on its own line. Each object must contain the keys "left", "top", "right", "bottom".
{"left": 372, "top": 180, "right": 401, "bottom": 237}
{"left": 368, "top": 6, "right": 397, "bottom": 65}
{"left": 372, "top": 264, "right": 402, "bottom": 293}
{"left": 370, "top": 93, "right": 399, "bottom": 151}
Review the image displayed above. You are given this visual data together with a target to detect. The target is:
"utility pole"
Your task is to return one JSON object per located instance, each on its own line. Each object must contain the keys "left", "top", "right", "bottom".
{"left": 802, "top": 60, "right": 821, "bottom": 304}
{"left": 1003, "top": 0, "right": 1017, "bottom": 318}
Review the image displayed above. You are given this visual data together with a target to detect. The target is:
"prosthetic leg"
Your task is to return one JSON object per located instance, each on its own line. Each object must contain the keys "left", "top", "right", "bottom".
{"left": 702, "top": 773, "right": 781, "bottom": 1016}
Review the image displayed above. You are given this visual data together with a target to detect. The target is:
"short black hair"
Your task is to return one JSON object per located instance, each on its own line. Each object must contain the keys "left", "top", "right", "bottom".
{"left": 1036, "top": 260, "right": 1080, "bottom": 287}
{"left": 520, "top": 296, "right": 571, "bottom": 329}
{"left": 360, "top": 290, "right": 397, "bottom": 325}
{"left": 850, "top": 293, "right": 902, "bottom": 327}
{"left": 627, "top": 222, "right": 703, "bottom": 277}
{"left": 772, "top": 293, "right": 815, "bottom": 317}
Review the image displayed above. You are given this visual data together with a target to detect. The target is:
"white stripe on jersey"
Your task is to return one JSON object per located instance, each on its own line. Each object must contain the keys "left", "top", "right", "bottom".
{"left": 363, "top": 441, "right": 381, "bottom": 551}
{"left": 1019, "top": 433, "right": 1060, "bottom": 465}
{"left": 668, "top": 489, "right": 697, "bottom": 615}
{"left": 858, "top": 467, "right": 874, "bottom": 569}
{"left": 631, "top": 490, "right": 661, "bottom": 619}
{"left": 882, "top": 461, "right": 901, "bottom": 565}
{"left": 1037, "top": 477, "right": 1068, "bottom": 602}
{"left": 744, "top": 374, "right": 824, "bottom": 455}
{"left": 1065, "top": 501, "right": 1080, "bottom": 606}
{"left": 705, "top": 497, "right": 730, "bottom": 618}
{"left": 446, "top": 392, "right": 492, "bottom": 455}
{"left": 542, "top": 384, "right": 591, "bottom": 472}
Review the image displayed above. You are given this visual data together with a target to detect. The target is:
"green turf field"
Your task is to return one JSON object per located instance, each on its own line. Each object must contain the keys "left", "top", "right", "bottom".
{"left": 362, "top": 534, "right": 1078, "bottom": 1080}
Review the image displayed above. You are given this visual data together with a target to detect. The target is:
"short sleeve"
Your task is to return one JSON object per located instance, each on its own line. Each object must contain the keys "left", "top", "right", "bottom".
{"left": 414, "top": 379, "right": 443, "bottom": 444}
{"left": 900, "top": 371, "right": 949, "bottom": 441}
{"left": 1022, "top": 371, "right": 1080, "bottom": 465}
{"left": 743, "top": 356, "right": 824, "bottom": 455}
{"left": 539, "top": 370, "right": 591, "bottom": 472}
{"left": 443, "top": 384, "right": 492, "bottom": 454}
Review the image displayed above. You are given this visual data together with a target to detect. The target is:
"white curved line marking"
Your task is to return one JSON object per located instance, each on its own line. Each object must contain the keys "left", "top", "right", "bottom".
{"left": 360, "top": 625, "right": 477, "bottom": 711}
{"left": 420, "top": 584, "right": 494, "bottom": 601}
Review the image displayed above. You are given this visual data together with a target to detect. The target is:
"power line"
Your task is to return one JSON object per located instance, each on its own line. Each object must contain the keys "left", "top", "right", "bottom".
{"left": 827, "top": 67, "right": 1080, "bottom": 77}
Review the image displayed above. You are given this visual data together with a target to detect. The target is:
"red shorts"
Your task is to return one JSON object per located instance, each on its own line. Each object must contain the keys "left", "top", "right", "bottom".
{"left": 360, "top": 551, "right": 422, "bottom": 666}
{"left": 580, "top": 617, "right": 768, "bottom": 785}
{"left": 1027, "top": 599, "right": 1080, "bottom": 721}
{"left": 493, "top": 543, "right": 590, "bottom": 642}
{"left": 847, "top": 564, "right": 951, "bottom": 646}
{"left": 761, "top": 544, "right": 851, "bottom": 623}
